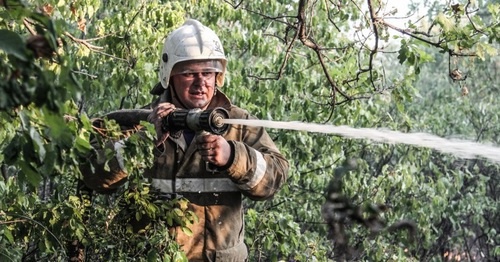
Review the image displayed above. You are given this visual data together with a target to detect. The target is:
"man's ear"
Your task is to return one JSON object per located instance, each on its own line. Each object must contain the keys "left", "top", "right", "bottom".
{"left": 215, "top": 72, "right": 225, "bottom": 87}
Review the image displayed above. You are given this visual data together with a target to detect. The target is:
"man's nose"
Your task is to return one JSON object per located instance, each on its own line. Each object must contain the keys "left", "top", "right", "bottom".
{"left": 192, "top": 72, "right": 204, "bottom": 79}
{"left": 192, "top": 73, "right": 210, "bottom": 84}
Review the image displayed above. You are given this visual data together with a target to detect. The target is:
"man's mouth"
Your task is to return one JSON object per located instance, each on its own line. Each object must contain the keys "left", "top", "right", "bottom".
{"left": 190, "top": 91, "right": 205, "bottom": 97}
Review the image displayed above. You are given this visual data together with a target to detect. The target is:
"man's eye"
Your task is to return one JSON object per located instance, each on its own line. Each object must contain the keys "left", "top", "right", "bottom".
{"left": 182, "top": 73, "right": 195, "bottom": 78}
{"left": 202, "top": 72, "right": 214, "bottom": 77}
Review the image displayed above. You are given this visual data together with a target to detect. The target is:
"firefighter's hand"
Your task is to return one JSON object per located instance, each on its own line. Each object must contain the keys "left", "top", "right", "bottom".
{"left": 148, "top": 102, "right": 176, "bottom": 146}
{"left": 196, "top": 134, "right": 232, "bottom": 167}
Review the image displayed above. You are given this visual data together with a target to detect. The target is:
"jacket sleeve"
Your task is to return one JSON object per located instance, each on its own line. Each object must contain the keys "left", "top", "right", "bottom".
{"left": 223, "top": 113, "right": 289, "bottom": 200}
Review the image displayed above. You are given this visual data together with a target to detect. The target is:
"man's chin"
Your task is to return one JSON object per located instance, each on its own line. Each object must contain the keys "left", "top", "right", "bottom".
{"left": 187, "top": 100, "right": 209, "bottom": 109}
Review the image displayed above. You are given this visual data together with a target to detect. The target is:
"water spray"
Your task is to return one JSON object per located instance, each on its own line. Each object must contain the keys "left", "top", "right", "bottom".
{"left": 221, "top": 118, "right": 500, "bottom": 164}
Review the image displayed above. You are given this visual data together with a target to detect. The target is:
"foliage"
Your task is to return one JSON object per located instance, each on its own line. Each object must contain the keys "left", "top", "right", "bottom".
{"left": 1, "top": 0, "right": 499, "bottom": 261}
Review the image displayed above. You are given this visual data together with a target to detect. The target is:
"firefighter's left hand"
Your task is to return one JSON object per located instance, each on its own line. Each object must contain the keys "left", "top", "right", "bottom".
{"left": 148, "top": 102, "right": 176, "bottom": 147}
{"left": 196, "top": 134, "right": 232, "bottom": 167}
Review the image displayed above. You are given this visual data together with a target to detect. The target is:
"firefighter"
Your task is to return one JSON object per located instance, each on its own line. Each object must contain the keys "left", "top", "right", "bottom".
{"left": 81, "top": 19, "right": 289, "bottom": 261}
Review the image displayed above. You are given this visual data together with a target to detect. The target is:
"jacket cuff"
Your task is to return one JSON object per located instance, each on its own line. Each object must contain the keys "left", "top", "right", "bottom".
{"left": 221, "top": 140, "right": 241, "bottom": 180}
{"left": 224, "top": 141, "right": 267, "bottom": 191}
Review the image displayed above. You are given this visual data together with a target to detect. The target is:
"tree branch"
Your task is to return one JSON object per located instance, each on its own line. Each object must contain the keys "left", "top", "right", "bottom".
{"left": 297, "top": 0, "right": 350, "bottom": 109}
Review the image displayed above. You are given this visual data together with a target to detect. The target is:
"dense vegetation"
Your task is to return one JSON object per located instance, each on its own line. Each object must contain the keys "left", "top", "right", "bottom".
{"left": 1, "top": 0, "right": 498, "bottom": 261}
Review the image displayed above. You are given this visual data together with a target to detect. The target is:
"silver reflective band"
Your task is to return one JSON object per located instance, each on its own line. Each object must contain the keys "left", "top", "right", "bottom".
{"left": 236, "top": 149, "right": 267, "bottom": 190}
{"left": 150, "top": 178, "right": 239, "bottom": 193}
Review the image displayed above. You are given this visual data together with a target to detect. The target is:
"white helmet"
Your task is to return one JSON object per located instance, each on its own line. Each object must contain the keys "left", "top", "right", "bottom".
{"left": 159, "top": 19, "right": 227, "bottom": 89}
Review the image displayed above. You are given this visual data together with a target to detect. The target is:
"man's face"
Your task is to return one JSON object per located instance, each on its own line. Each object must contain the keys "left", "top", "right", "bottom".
{"left": 171, "top": 60, "right": 218, "bottom": 109}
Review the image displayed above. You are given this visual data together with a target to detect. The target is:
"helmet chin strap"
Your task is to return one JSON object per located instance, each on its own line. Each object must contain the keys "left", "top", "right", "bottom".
{"left": 214, "top": 73, "right": 219, "bottom": 96}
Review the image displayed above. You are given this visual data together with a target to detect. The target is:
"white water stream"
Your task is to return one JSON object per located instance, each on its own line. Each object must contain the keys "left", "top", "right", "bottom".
{"left": 221, "top": 119, "right": 500, "bottom": 164}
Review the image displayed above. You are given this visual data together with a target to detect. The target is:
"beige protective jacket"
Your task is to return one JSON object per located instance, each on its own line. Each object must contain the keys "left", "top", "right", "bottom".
{"left": 81, "top": 88, "right": 289, "bottom": 261}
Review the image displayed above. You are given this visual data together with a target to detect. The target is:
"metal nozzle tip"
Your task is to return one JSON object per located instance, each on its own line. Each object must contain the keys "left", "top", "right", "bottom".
{"left": 213, "top": 116, "right": 223, "bottom": 127}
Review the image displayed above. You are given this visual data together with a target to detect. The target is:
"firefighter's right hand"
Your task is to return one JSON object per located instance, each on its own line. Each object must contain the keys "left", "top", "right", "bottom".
{"left": 149, "top": 102, "right": 176, "bottom": 146}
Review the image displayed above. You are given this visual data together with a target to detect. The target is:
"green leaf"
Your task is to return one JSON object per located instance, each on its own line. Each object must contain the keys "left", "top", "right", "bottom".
{"left": 398, "top": 44, "right": 408, "bottom": 64}
{"left": 181, "top": 226, "right": 193, "bottom": 236}
{"left": 74, "top": 132, "right": 91, "bottom": 153}
{"left": 3, "top": 135, "right": 22, "bottom": 164}
{"left": 18, "top": 160, "right": 42, "bottom": 187}
{"left": 436, "top": 13, "right": 454, "bottom": 31}
{"left": 173, "top": 252, "right": 188, "bottom": 262}
{"left": 266, "top": 90, "right": 275, "bottom": 105}
{"left": 3, "top": 228, "right": 14, "bottom": 244}
{"left": 0, "top": 29, "right": 29, "bottom": 61}
{"left": 44, "top": 112, "right": 74, "bottom": 146}
{"left": 29, "top": 127, "right": 46, "bottom": 162}
{"left": 147, "top": 249, "right": 158, "bottom": 262}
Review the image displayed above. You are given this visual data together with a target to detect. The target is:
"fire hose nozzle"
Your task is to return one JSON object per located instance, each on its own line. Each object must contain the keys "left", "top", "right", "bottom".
{"left": 161, "top": 107, "right": 230, "bottom": 135}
